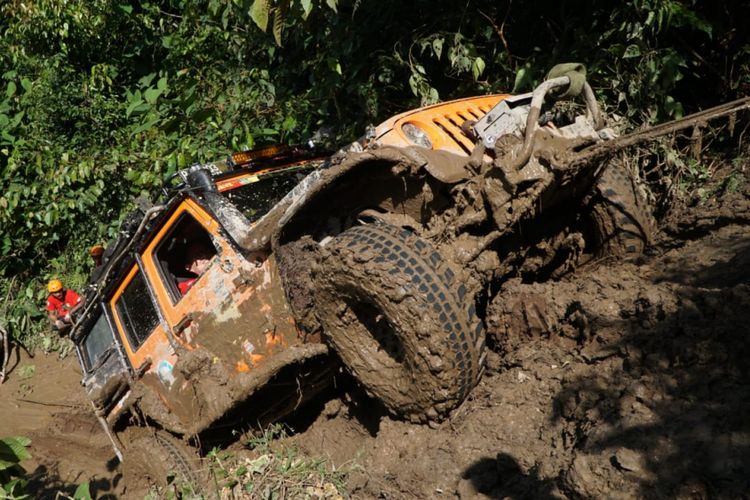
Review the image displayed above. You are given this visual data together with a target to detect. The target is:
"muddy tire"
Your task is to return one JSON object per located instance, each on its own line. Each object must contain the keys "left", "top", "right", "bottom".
{"left": 120, "top": 427, "right": 202, "bottom": 493}
{"left": 587, "top": 163, "right": 654, "bottom": 256}
{"left": 313, "top": 222, "right": 485, "bottom": 422}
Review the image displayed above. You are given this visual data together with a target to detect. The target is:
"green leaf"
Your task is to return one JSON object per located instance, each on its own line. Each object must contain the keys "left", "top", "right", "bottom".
{"left": 250, "top": 0, "right": 270, "bottom": 31}
{"left": 73, "top": 482, "right": 92, "bottom": 500}
{"left": 10, "top": 111, "right": 24, "bottom": 128}
{"left": 472, "top": 57, "right": 486, "bottom": 80}
{"left": 0, "top": 436, "right": 32, "bottom": 469}
{"left": 623, "top": 44, "right": 641, "bottom": 58}
{"left": 301, "top": 0, "right": 313, "bottom": 18}
{"left": 190, "top": 108, "right": 213, "bottom": 124}
{"left": 131, "top": 118, "right": 160, "bottom": 136}
{"left": 432, "top": 38, "right": 444, "bottom": 60}
{"left": 20, "top": 78, "right": 32, "bottom": 91}
{"left": 272, "top": 6, "right": 285, "bottom": 46}
{"left": 157, "top": 77, "right": 168, "bottom": 91}
{"left": 138, "top": 73, "right": 156, "bottom": 87}
{"left": 512, "top": 66, "right": 531, "bottom": 93}
{"left": 325, "top": 0, "right": 338, "bottom": 12}
{"left": 144, "top": 87, "right": 163, "bottom": 105}
{"left": 126, "top": 102, "right": 149, "bottom": 117}
{"left": 5, "top": 82, "right": 16, "bottom": 98}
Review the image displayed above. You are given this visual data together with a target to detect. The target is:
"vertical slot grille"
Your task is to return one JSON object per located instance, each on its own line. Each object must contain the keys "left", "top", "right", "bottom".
{"left": 432, "top": 113, "right": 476, "bottom": 154}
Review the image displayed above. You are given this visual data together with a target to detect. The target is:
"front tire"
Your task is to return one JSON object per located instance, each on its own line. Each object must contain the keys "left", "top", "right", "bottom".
{"left": 313, "top": 223, "right": 485, "bottom": 422}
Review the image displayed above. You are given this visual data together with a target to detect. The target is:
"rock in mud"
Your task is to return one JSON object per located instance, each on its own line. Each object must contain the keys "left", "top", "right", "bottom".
{"left": 613, "top": 447, "right": 643, "bottom": 473}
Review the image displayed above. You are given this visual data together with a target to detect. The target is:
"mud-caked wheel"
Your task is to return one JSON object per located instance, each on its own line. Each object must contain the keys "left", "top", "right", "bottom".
{"left": 120, "top": 427, "right": 203, "bottom": 493}
{"left": 587, "top": 162, "right": 654, "bottom": 256}
{"left": 313, "top": 222, "right": 486, "bottom": 422}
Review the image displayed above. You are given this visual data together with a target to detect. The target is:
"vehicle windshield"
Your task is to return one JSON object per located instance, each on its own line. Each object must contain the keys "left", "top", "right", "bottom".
{"left": 223, "top": 164, "right": 316, "bottom": 222}
{"left": 81, "top": 312, "right": 115, "bottom": 371}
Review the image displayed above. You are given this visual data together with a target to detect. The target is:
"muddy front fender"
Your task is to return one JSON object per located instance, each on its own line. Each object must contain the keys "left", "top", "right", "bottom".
{"left": 241, "top": 146, "right": 474, "bottom": 253}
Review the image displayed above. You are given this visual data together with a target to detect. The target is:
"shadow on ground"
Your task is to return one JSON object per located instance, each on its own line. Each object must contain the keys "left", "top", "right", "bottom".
{"left": 552, "top": 236, "right": 750, "bottom": 497}
{"left": 464, "top": 230, "right": 750, "bottom": 498}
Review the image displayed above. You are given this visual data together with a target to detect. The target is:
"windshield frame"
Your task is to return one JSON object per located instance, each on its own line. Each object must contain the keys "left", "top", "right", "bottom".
{"left": 217, "top": 162, "right": 322, "bottom": 223}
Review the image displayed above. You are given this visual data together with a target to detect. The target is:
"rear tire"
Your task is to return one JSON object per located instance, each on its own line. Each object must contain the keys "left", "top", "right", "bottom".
{"left": 120, "top": 427, "right": 202, "bottom": 494}
{"left": 587, "top": 162, "right": 654, "bottom": 256}
{"left": 313, "top": 222, "right": 485, "bottom": 422}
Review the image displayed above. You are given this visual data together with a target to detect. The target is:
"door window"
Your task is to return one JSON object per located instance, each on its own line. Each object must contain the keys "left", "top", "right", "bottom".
{"left": 114, "top": 267, "right": 160, "bottom": 351}
{"left": 154, "top": 213, "right": 218, "bottom": 302}
{"left": 81, "top": 312, "right": 115, "bottom": 371}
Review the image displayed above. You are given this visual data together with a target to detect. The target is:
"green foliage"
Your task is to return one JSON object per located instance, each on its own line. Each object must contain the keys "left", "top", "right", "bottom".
{"left": 206, "top": 424, "right": 350, "bottom": 498}
{"left": 71, "top": 482, "right": 92, "bottom": 500}
{"left": 17, "top": 365, "right": 34, "bottom": 380}
{"left": 0, "top": 0, "right": 748, "bottom": 348}
{"left": 0, "top": 436, "right": 31, "bottom": 499}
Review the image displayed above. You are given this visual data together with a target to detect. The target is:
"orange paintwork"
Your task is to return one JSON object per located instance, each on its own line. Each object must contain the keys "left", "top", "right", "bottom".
{"left": 110, "top": 198, "right": 235, "bottom": 371}
{"left": 373, "top": 94, "right": 508, "bottom": 156}
{"left": 265, "top": 330, "right": 284, "bottom": 348}
{"left": 140, "top": 198, "right": 223, "bottom": 318}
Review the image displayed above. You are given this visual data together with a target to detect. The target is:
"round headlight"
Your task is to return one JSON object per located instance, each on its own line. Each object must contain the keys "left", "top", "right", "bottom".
{"left": 401, "top": 123, "right": 433, "bottom": 149}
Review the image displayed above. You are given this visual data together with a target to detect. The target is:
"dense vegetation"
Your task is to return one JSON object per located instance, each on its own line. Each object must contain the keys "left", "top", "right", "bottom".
{"left": 0, "top": 0, "right": 748, "bottom": 346}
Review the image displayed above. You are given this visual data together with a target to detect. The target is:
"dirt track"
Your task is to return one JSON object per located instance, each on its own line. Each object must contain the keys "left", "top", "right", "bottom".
{"left": 1, "top": 172, "right": 749, "bottom": 499}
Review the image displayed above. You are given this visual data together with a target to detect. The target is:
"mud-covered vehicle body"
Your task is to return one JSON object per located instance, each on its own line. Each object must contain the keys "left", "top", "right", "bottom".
{"left": 72, "top": 146, "right": 335, "bottom": 438}
{"left": 73, "top": 69, "right": 743, "bottom": 483}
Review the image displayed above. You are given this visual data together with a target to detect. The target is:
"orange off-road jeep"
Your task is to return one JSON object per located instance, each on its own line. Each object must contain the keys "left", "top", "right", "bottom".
{"left": 72, "top": 70, "right": 656, "bottom": 486}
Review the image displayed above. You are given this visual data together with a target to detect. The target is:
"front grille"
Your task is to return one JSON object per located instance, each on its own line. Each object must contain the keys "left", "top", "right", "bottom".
{"left": 431, "top": 104, "right": 496, "bottom": 154}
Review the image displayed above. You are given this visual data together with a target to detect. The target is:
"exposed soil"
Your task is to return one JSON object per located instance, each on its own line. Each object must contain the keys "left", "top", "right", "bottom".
{"left": 1, "top": 169, "right": 748, "bottom": 499}
{"left": 0, "top": 351, "right": 125, "bottom": 498}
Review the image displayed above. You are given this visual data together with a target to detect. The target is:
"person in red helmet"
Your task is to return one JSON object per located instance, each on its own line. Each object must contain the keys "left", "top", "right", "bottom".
{"left": 46, "top": 279, "right": 81, "bottom": 334}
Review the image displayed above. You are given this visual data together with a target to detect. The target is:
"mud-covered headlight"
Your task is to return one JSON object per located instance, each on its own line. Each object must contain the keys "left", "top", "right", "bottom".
{"left": 401, "top": 123, "right": 433, "bottom": 149}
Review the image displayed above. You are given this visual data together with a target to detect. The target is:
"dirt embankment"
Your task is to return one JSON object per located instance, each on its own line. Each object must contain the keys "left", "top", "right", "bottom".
{"left": 284, "top": 178, "right": 750, "bottom": 499}
{"left": 0, "top": 352, "right": 125, "bottom": 498}
{"left": 1, "top": 170, "right": 748, "bottom": 499}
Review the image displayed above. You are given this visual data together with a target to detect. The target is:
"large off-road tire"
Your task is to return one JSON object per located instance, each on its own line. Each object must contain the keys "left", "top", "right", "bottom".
{"left": 120, "top": 427, "right": 203, "bottom": 493}
{"left": 313, "top": 222, "right": 485, "bottom": 422}
{"left": 587, "top": 162, "right": 654, "bottom": 256}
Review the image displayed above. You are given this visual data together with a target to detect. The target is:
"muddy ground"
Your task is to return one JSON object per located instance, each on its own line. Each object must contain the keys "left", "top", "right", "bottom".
{"left": 1, "top": 169, "right": 749, "bottom": 499}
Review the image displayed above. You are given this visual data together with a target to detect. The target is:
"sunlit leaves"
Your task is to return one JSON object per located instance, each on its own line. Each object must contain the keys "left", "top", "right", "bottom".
{"left": 472, "top": 57, "right": 486, "bottom": 81}
{"left": 250, "top": 0, "right": 270, "bottom": 31}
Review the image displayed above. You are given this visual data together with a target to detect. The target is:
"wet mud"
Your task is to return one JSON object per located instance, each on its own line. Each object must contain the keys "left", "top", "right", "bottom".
{"left": 1, "top": 169, "right": 748, "bottom": 498}
{"left": 0, "top": 354, "right": 125, "bottom": 498}
{"left": 285, "top": 175, "right": 750, "bottom": 499}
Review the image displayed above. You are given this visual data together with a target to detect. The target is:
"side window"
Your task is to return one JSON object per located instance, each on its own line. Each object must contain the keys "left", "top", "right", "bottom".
{"left": 82, "top": 312, "right": 114, "bottom": 371}
{"left": 115, "top": 267, "right": 160, "bottom": 350}
{"left": 155, "top": 213, "right": 218, "bottom": 302}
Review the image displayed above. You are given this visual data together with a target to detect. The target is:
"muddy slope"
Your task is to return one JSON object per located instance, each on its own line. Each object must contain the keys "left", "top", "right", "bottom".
{"left": 0, "top": 353, "right": 124, "bottom": 498}
{"left": 285, "top": 180, "right": 750, "bottom": 499}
